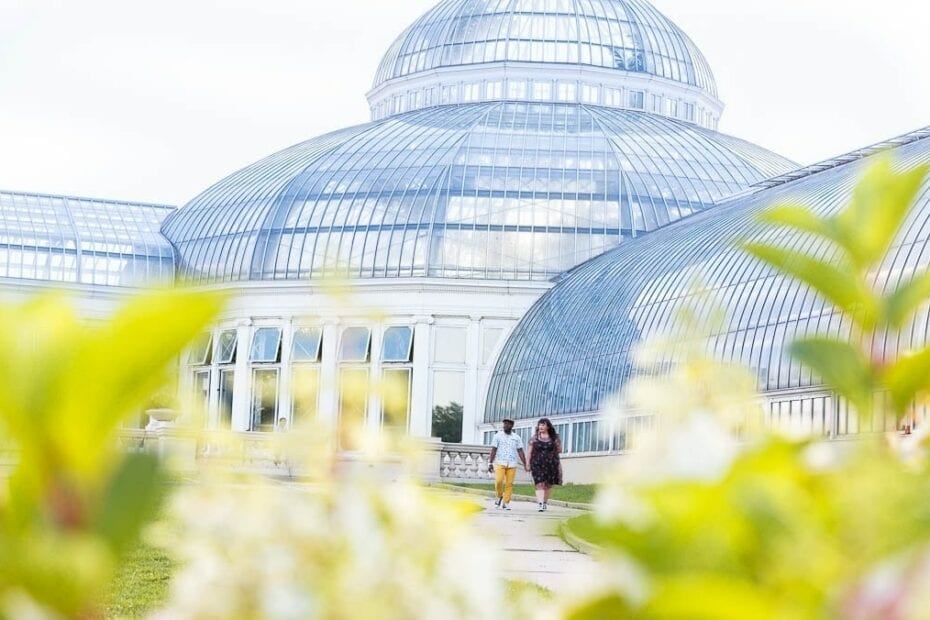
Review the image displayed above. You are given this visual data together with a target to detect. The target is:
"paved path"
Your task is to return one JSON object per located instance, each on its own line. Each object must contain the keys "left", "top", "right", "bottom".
{"left": 475, "top": 497, "right": 598, "bottom": 593}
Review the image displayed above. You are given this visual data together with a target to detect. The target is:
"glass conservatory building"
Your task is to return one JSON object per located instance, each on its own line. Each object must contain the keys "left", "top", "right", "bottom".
{"left": 1, "top": 0, "right": 798, "bottom": 443}
{"left": 485, "top": 127, "right": 930, "bottom": 453}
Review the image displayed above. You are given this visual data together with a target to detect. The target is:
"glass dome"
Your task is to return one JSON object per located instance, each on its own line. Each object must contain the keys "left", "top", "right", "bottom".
{"left": 0, "top": 190, "right": 176, "bottom": 287}
{"left": 162, "top": 101, "right": 795, "bottom": 284}
{"left": 368, "top": 0, "right": 723, "bottom": 127}
{"left": 484, "top": 129, "right": 930, "bottom": 423}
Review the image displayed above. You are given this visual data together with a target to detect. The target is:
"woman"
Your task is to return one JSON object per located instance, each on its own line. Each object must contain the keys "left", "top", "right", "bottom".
{"left": 525, "top": 418, "right": 562, "bottom": 512}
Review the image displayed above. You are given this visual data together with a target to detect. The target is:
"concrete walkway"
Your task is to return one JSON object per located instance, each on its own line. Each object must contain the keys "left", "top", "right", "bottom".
{"left": 475, "top": 497, "right": 598, "bottom": 593}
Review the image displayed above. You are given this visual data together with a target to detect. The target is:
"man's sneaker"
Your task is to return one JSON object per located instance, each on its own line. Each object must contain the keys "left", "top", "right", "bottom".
{"left": 538, "top": 503, "right": 544, "bottom": 512}
{"left": 542, "top": 503, "right": 548, "bottom": 512}
{"left": 503, "top": 503, "right": 511, "bottom": 510}
{"left": 494, "top": 496, "right": 503, "bottom": 508}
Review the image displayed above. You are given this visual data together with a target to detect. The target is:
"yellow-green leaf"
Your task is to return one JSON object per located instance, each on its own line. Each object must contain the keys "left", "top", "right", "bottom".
{"left": 835, "top": 159, "right": 930, "bottom": 269}
{"left": 789, "top": 339, "right": 875, "bottom": 418}
{"left": 743, "top": 243, "right": 879, "bottom": 329}
{"left": 757, "top": 203, "right": 835, "bottom": 240}
{"left": 883, "top": 346, "right": 930, "bottom": 415}
{"left": 885, "top": 268, "right": 930, "bottom": 329}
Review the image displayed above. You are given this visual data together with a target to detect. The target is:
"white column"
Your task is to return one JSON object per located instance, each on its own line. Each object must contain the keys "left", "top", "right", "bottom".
{"left": 231, "top": 320, "right": 252, "bottom": 432}
{"left": 460, "top": 316, "right": 482, "bottom": 444}
{"left": 367, "top": 325, "right": 384, "bottom": 430}
{"left": 318, "top": 321, "right": 340, "bottom": 428}
{"left": 176, "top": 356, "right": 194, "bottom": 422}
{"left": 409, "top": 316, "right": 433, "bottom": 438}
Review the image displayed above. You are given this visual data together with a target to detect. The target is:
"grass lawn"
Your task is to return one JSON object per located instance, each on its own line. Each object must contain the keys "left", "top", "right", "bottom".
{"left": 564, "top": 513, "right": 598, "bottom": 540}
{"left": 452, "top": 483, "right": 597, "bottom": 504}
{"left": 506, "top": 579, "right": 553, "bottom": 599}
{"left": 105, "top": 545, "right": 174, "bottom": 619}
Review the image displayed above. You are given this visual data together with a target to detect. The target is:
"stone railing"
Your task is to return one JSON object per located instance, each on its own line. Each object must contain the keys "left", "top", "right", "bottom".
{"left": 439, "top": 443, "right": 493, "bottom": 482}
{"left": 110, "top": 430, "right": 497, "bottom": 482}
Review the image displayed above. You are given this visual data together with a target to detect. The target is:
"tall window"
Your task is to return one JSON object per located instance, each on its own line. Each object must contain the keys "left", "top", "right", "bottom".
{"left": 339, "top": 327, "right": 371, "bottom": 449}
{"left": 188, "top": 332, "right": 213, "bottom": 426}
{"left": 192, "top": 370, "right": 210, "bottom": 423}
{"left": 215, "top": 329, "right": 237, "bottom": 429}
{"left": 628, "top": 90, "right": 645, "bottom": 110}
{"left": 432, "top": 327, "right": 466, "bottom": 443}
{"left": 291, "top": 326, "right": 322, "bottom": 427}
{"left": 381, "top": 326, "right": 414, "bottom": 433}
{"left": 218, "top": 368, "right": 234, "bottom": 429}
{"left": 250, "top": 328, "right": 282, "bottom": 432}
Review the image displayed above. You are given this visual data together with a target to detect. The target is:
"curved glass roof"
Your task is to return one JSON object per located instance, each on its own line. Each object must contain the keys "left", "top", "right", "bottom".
{"left": 485, "top": 129, "right": 930, "bottom": 422}
{"left": 373, "top": 0, "right": 718, "bottom": 97}
{"left": 162, "top": 102, "right": 794, "bottom": 284}
{"left": 0, "top": 190, "right": 176, "bottom": 287}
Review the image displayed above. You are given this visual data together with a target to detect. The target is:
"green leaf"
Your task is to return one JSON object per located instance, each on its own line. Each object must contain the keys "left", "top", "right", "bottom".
{"left": 55, "top": 289, "right": 225, "bottom": 478}
{"left": 757, "top": 203, "right": 834, "bottom": 240}
{"left": 883, "top": 346, "right": 930, "bottom": 415}
{"left": 835, "top": 159, "right": 930, "bottom": 269}
{"left": 742, "top": 243, "right": 879, "bottom": 328}
{"left": 94, "top": 453, "right": 166, "bottom": 556}
{"left": 789, "top": 339, "right": 875, "bottom": 417}
{"left": 646, "top": 575, "right": 784, "bottom": 620}
{"left": 885, "top": 269, "right": 930, "bottom": 329}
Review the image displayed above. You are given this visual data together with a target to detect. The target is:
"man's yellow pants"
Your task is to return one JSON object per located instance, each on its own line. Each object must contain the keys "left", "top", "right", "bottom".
{"left": 494, "top": 465, "right": 518, "bottom": 504}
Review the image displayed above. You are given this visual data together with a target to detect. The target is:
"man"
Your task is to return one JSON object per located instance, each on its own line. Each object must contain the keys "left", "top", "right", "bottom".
{"left": 487, "top": 418, "right": 526, "bottom": 510}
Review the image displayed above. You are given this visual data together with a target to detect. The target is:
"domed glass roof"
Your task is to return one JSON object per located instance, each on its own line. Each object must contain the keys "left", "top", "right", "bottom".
{"left": 373, "top": 0, "right": 717, "bottom": 97}
{"left": 162, "top": 102, "right": 794, "bottom": 284}
{"left": 484, "top": 129, "right": 930, "bottom": 423}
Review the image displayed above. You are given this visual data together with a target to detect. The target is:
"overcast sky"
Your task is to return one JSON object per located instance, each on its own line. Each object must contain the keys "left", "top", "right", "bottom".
{"left": 1, "top": 0, "right": 927, "bottom": 206}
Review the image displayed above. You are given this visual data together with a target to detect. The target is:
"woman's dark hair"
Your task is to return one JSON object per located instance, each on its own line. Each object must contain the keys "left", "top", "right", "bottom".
{"left": 535, "top": 418, "right": 558, "bottom": 441}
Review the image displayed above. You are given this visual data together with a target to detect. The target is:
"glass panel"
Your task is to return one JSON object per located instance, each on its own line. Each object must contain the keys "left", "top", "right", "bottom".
{"left": 292, "top": 365, "right": 320, "bottom": 426}
{"left": 431, "top": 371, "right": 465, "bottom": 443}
{"left": 251, "top": 327, "right": 282, "bottom": 363}
{"left": 216, "top": 330, "right": 238, "bottom": 365}
{"left": 340, "top": 327, "right": 371, "bottom": 362}
{"left": 382, "top": 326, "right": 413, "bottom": 362}
{"left": 192, "top": 370, "right": 210, "bottom": 423}
{"left": 339, "top": 368, "right": 369, "bottom": 449}
{"left": 433, "top": 327, "right": 467, "bottom": 364}
{"left": 250, "top": 368, "right": 279, "bottom": 432}
{"left": 292, "top": 327, "right": 322, "bottom": 362}
{"left": 218, "top": 369, "right": 234, "bottom": 429}
{"left": 188, "top": 333, "right": 213, "bottom": 365}
{"left": 382, "top": 368, "right": 411, "bottom": 433}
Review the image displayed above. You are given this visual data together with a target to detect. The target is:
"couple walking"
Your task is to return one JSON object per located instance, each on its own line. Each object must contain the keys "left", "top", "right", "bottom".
{"left": 488, "top": 417, "right": 562, "bottom": 512}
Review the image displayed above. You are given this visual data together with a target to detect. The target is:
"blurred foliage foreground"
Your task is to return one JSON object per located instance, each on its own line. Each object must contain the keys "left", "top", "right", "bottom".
{"left": 1, "top": 159, "right": 930, "bottom": 619}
